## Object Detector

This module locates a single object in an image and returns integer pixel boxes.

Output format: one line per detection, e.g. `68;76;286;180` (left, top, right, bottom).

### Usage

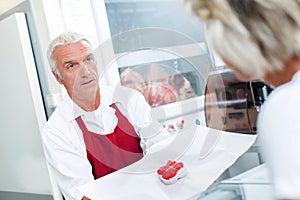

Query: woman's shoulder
260;80;300;119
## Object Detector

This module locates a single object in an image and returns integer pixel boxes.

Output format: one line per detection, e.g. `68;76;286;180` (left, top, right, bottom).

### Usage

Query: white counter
80;125;257;200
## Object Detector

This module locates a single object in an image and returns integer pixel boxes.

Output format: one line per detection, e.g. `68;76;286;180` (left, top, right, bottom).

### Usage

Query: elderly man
42;32;170;200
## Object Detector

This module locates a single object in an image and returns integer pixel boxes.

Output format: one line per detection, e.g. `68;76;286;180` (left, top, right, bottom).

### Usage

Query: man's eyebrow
85;53;94;59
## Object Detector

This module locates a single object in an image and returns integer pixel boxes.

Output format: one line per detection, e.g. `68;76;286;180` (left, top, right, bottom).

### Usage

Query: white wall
0;13;51;194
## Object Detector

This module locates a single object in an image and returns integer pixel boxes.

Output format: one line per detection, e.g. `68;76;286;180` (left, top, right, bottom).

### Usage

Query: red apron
75;103;143;179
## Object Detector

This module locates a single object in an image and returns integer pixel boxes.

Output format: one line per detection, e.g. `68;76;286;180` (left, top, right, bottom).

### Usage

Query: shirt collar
63;94;83;122
63;85;117;122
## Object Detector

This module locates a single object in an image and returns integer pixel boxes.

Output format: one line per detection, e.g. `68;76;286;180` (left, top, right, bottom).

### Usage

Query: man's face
52;40;99;101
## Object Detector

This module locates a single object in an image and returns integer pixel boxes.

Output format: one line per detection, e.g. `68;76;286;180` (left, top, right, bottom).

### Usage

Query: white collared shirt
42;85;170;200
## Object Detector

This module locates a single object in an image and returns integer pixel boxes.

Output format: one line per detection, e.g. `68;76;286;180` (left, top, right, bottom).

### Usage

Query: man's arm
42;123;94;200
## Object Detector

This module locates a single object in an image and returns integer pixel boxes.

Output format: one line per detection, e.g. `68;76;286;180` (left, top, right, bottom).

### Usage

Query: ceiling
0;0;25;15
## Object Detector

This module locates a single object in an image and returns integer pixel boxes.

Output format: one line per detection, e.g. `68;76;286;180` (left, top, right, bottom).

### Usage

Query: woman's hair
185;0;300;79
47;32;91;72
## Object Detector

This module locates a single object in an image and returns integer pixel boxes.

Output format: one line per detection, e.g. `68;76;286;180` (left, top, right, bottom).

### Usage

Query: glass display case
104;0;213;107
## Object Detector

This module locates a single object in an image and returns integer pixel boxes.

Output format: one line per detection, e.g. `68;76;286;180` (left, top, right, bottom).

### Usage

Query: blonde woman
185;0;300;199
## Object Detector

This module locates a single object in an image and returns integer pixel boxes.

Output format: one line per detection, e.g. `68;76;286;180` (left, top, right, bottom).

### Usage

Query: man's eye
66;63;75;69
85;55;95;63
67;64;74;69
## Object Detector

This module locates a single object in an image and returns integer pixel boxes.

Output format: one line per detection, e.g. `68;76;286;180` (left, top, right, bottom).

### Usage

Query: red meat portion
157;160;184;180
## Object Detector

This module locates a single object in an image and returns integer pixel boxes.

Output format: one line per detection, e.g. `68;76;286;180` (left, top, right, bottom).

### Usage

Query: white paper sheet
80;125;257;200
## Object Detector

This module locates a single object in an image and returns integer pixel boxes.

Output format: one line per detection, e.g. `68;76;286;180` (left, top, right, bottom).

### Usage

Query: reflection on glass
104;0;205;42
120;63;195;107
104;0;211;107
205;70;272;134
111;30;211;106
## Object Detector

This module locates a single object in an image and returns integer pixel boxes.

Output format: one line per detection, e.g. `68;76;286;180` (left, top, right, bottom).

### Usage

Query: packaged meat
157;160;187;185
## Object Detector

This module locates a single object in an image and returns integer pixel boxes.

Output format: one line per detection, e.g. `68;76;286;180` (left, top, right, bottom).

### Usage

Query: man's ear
52;70;63;84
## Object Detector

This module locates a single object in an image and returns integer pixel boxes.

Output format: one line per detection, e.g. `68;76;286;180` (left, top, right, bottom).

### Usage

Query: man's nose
79;62;90;76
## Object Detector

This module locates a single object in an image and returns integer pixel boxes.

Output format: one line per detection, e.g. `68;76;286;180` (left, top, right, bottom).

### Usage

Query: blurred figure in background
185;0;300;199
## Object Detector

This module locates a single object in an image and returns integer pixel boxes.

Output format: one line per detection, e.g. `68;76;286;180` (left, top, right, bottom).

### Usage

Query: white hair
46;32;91;72
186;0;300;79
